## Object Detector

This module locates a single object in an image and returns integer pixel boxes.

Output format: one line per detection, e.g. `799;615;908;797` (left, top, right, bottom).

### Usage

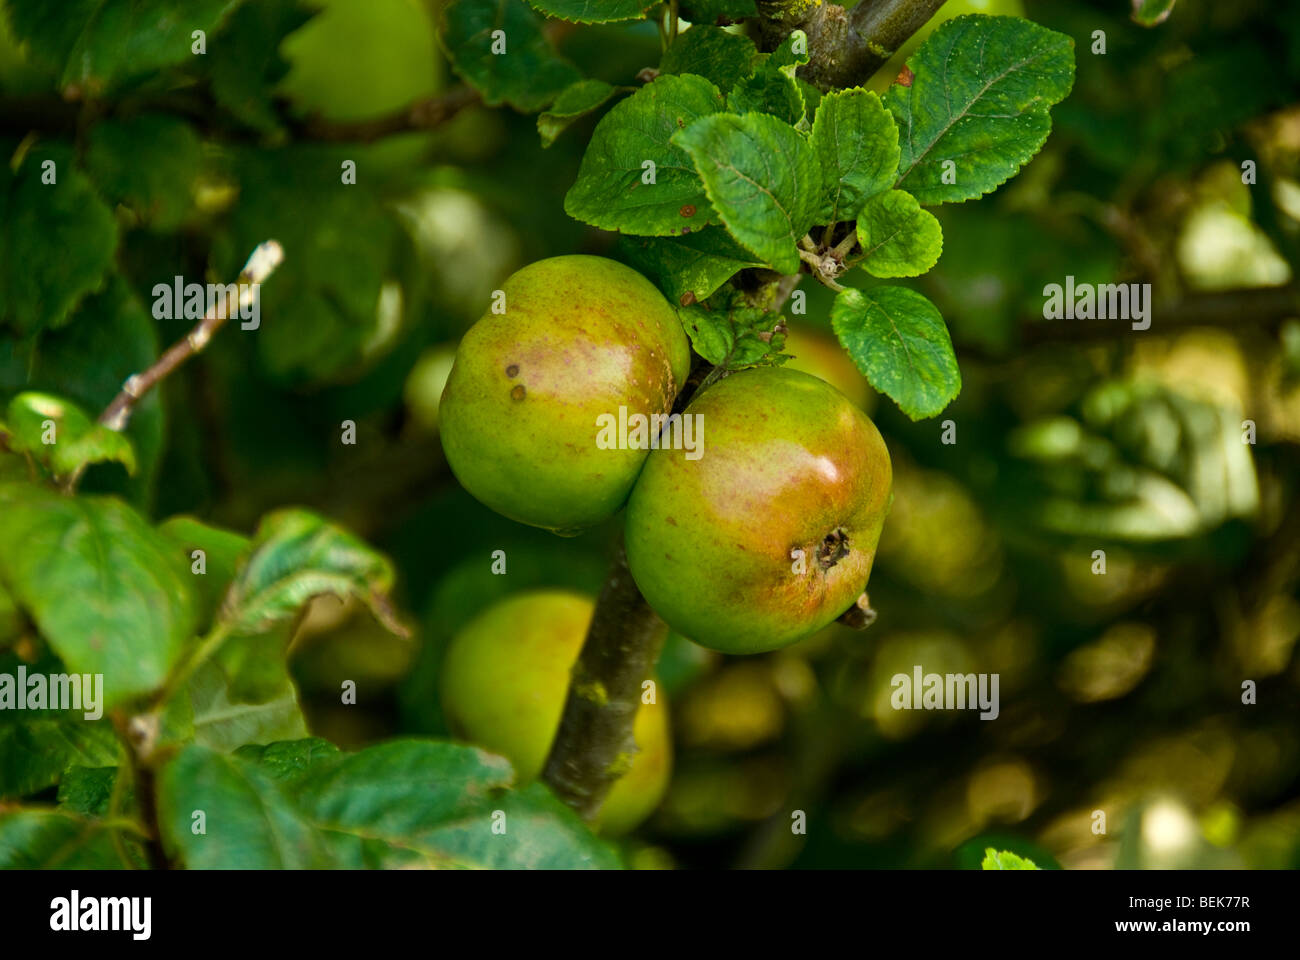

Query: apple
439;590;672;835
439;255;692;535
625;366;893;653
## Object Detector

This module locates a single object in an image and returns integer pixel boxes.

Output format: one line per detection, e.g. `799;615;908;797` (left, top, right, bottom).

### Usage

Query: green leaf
161;739;620;868
85;114;200;230
677;288;786;370
615;227;766;305
157;516;250;628
565;74;724;236
0;275;165;505
659;25;757;94
218;508;406;639
855;190;943;278
188;659;308;753
5;0;243;95
440;0;581;111
287;739;620;869
673;112;820;274
809;87;900;223
234;737;341;784
726;30;808;127
212;146;404;383
0;809;127;868
681;0;756;22
0;717;121;799
982;847;1040;869
0;143;117;336
207;0;317;133
885;15;1075;204
157;517;278;700
830;286;960;420
524;0;655;22
538;78;619;147
57;766;121;818
1132;0;1176;26
1;391;136;480
0;484;196;706
158;743;329;868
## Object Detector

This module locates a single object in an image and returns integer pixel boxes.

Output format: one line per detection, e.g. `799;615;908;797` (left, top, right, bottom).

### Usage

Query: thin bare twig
98;241;285;433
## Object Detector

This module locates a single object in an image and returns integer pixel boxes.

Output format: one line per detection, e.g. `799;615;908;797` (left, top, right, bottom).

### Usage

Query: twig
291;88;480;143
97;241;284;434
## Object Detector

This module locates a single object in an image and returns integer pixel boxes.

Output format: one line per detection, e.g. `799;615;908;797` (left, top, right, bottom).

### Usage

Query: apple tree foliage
0;0;1078;869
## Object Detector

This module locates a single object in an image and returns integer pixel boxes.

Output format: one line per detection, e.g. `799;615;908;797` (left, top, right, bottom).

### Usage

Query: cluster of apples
437;255;893;831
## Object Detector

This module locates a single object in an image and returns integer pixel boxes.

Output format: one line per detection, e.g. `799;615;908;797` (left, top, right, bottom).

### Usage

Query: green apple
439;590;672;835
782;325;875;413
278;0;442;121
625;366;893;654
439;256;692;535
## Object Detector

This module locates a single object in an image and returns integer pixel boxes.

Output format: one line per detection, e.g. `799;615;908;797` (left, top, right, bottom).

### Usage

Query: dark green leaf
855;189;943;278
0;275;164;505
441;0;581;111
524;0;655;22
5;0;243;95
288;739;620;869
677;288;786;370
615;227;766;305
158;743;329;868
0;718;121;799
659;25;757;94
57;765;121;818
208;0;316;133
85;114;200;230
234;737;341;784
0;143;117;335
726;30;807;126
680;0;756;22
673;112;820;273
831;286;960;420
565;74;724;236
809;87;899;223
538;78;619;147
0;809;127;868
2;391;136;480
886;15;1075;204
0;483;196;706
212;147;404;383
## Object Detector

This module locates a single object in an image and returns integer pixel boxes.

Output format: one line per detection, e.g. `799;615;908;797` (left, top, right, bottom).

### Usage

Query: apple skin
439;256;692;535
439;590;672;835
625;366;893;654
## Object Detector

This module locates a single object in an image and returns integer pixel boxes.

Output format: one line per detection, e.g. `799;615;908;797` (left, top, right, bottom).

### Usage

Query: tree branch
0;88;480;144
289;88;480;143
754;0;948;90
541;537;668;820
97;241;284;434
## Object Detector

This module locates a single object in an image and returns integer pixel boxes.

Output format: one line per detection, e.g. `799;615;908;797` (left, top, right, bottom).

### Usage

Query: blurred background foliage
1;0;1298;868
